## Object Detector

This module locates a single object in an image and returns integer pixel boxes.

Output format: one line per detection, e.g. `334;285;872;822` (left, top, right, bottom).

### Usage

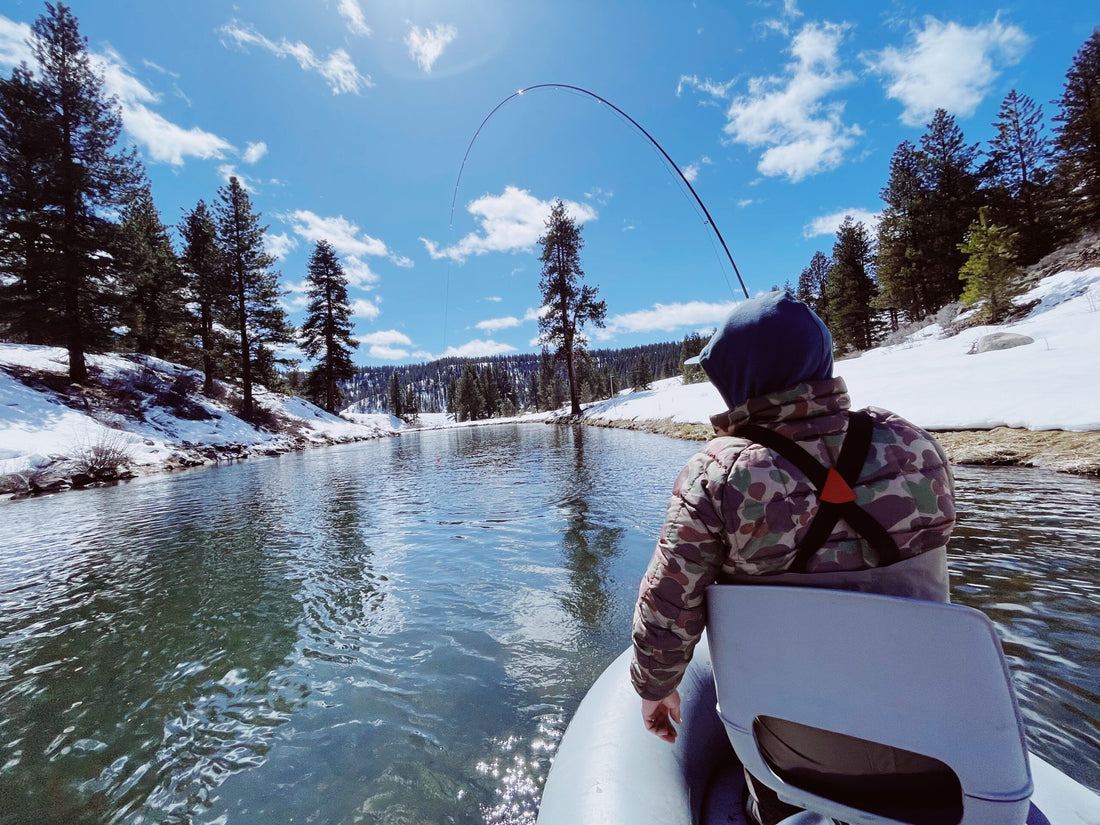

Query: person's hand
641;690;682;743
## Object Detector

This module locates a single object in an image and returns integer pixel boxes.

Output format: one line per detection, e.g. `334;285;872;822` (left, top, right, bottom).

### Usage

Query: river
0;424;1097;824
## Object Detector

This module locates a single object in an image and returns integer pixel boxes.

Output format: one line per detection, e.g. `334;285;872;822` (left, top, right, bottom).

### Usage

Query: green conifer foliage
215;176;294;419
300;240;358;413
958;207;1024;323
537;200;607;416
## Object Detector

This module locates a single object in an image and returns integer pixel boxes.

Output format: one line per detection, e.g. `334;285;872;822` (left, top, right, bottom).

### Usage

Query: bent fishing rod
451;83;750;301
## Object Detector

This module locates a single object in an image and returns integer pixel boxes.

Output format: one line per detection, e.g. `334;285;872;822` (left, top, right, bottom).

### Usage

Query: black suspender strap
736;411;900;572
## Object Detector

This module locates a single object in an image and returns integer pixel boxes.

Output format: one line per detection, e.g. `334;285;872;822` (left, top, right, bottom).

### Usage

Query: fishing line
450;83;750;300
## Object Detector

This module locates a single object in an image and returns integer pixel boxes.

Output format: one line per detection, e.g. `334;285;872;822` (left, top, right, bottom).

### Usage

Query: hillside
0;347;396;497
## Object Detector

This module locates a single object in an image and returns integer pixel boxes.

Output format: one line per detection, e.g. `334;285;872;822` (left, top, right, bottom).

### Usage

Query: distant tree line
0;4;358;418
343;340;692;419
797;28;1100;352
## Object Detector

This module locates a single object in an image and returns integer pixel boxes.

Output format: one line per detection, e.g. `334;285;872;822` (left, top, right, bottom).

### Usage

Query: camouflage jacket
630;377;956;701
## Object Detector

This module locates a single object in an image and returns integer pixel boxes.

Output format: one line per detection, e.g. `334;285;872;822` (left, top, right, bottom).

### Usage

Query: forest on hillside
792;30;1100;353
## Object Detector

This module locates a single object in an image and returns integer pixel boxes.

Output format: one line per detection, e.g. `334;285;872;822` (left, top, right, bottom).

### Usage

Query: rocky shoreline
583;418;1100;477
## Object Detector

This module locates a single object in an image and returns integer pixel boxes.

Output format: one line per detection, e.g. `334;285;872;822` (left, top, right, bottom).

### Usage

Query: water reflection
554;426;626;628
0;433;1097;824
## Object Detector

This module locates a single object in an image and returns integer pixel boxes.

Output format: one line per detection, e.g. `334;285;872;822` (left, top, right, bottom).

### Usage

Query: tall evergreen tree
0;64;56;344
825;218;877;353
917;109;982;312
116;183;188;360
180;199;228;395
24;3;139;381
215;176;294;419
876;141;930;322
796;250;833;325
387;371;404;418
479;363;500;417
300;239;358;413
983;89;1057;264
456;362;483;421
537;200;607;416
1053;28;1100;233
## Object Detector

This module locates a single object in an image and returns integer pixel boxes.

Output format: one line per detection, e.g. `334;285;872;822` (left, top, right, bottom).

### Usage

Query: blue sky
0;1;1094;366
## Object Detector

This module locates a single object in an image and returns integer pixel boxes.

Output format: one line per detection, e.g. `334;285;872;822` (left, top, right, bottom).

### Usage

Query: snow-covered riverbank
0;347;397;497
3;264;1099;498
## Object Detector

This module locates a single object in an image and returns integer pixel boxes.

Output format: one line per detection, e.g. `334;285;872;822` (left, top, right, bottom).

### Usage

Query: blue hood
698;291;833;411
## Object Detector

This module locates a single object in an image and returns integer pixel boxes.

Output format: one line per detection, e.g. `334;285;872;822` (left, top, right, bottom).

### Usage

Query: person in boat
630;290;957;825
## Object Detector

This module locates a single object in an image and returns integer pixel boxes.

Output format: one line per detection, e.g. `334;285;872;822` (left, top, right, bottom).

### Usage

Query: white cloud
356;330;413;361
283;210;404;268
351;298;381;320
803;208;881;238
243;141;268;164
0;17;33;68
485;296;503;303
220;20;372;95
265;232;299;259
683;164;700;183
476;316;521;333
441;339;517;359
719;21;861;182
343;256;380;288
336;0;372;36
677;74;736;100
405;24;458;73
421;186;598;263
90;47;235;167
594;301;740;341
866;16;1030;127
359;330;412;347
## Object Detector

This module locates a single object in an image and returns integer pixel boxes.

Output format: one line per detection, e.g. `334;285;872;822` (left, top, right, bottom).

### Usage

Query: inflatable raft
537;587;1100;825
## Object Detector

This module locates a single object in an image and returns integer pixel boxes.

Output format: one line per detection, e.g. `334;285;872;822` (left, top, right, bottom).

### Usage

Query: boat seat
705;585;1033;825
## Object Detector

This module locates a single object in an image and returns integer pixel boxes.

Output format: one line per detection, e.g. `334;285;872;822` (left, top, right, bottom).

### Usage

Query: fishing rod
450;83;750;300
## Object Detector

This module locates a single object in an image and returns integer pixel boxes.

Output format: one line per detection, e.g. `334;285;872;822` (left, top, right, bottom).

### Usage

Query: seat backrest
705;584;1033;825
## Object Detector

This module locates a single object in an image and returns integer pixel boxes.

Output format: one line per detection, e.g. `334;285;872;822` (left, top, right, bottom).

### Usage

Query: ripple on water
1;436;1098;822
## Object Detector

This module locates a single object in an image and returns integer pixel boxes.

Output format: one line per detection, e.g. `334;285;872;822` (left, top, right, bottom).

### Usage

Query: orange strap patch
819;467;856;504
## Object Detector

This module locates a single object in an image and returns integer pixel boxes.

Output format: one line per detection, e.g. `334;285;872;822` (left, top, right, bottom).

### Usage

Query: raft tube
536;636;1100;825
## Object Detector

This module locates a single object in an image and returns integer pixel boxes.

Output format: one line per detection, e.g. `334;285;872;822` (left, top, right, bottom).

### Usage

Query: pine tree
825;218;877;354
24;3;140;381
300;240;358;413
387;370;404;418
918;109;982;312
983;89;1057;264
116;183;189;360
876;141;929;322
679;332;707;384
1053;28;1100;233
479;364;500;418
796;250;833;325
0;65;56;344
630;355;652;391
180;200;229;395
958;207;1024;323
456;363;482;421
537;200;607;416
402;385;419;423
215;176;294;419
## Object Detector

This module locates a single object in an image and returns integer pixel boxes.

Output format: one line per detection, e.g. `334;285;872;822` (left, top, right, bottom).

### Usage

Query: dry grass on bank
584;418;1100;477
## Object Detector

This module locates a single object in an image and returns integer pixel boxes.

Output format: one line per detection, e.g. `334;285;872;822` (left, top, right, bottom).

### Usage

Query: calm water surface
0;425;1097;824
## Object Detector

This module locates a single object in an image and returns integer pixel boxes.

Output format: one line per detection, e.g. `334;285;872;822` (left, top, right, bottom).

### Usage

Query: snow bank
0;347;398;492
578;266;1100;433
